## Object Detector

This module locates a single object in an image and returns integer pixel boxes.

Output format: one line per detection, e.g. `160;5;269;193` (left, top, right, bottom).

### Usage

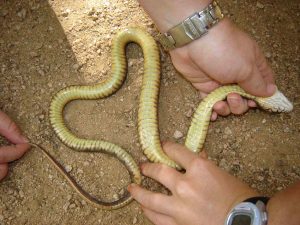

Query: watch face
231;215;252;225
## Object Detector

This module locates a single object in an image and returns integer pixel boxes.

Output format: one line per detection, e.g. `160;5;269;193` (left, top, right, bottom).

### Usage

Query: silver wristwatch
158;0;224;50
225;197;269;225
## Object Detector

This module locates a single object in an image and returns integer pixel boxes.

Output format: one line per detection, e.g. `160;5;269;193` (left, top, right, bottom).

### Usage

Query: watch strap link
158;1;224;50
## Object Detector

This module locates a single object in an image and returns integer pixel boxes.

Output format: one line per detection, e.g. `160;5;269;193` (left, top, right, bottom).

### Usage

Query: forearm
137;0;212;32
267;181;300;225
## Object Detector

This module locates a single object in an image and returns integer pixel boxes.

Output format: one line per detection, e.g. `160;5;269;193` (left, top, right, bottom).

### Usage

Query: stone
256;2;264;9
173;130;183;139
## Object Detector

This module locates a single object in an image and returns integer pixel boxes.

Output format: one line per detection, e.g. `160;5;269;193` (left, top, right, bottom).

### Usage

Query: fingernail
267;84;276;95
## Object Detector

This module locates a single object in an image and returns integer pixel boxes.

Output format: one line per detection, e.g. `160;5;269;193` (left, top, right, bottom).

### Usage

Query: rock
63;202;70;211
113;193;119;200
173;130;183;139
72;63;81;71
224;127;232;135
61;9;71;17
265;52;272;58
17;8;27;20
257;176;264;181
184;108;193;118
65;165;73;173
19;190;24;198
256;2;264;9
132;217;138;224
29;51;39;58
88;7;96;16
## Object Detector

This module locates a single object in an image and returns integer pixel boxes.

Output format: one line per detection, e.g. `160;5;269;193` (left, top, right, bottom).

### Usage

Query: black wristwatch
225;197;269;225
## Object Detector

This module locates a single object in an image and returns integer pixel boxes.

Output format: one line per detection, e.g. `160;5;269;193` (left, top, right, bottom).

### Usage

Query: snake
30;27;293;210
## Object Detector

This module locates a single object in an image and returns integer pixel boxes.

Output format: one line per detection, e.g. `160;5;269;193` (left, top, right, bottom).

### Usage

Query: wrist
225;194;269;225
138;0;212;32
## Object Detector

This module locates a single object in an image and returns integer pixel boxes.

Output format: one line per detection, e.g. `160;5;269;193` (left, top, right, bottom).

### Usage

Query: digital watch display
225;197;269;225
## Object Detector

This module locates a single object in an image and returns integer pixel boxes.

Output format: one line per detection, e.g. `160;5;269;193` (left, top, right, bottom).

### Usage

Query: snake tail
185;85;293;153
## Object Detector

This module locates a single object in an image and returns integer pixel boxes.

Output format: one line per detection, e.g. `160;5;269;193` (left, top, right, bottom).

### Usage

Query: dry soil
0;0;299;225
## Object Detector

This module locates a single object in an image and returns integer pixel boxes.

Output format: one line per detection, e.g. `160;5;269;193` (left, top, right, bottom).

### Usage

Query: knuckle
242;66;255;79
174;179;191;197
154;164;168;177
149;193;162;206
190;157;206;170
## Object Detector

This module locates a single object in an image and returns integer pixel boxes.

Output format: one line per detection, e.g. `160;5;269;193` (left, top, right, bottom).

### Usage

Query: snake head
257;89;293;113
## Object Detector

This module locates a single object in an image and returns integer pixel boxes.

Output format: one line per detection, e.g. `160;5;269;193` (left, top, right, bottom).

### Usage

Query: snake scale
31;27;293;210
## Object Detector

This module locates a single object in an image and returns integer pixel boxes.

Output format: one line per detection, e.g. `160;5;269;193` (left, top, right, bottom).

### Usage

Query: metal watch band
158;0;224;50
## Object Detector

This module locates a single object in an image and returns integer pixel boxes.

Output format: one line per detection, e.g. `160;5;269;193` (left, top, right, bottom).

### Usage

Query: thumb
238;66;276;97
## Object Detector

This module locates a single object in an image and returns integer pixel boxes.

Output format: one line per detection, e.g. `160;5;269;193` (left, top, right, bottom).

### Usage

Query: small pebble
17;8;27;19
184;108;193;118
265;52;272;58
29;51;39;58
19;190;24;198
224;127;232;135
132;217;138;224
173;130;183;139
256;2;264;9
65;165;73;173
113;194;119;200
257;176;264;181
61;9;71;17
72;63;80;71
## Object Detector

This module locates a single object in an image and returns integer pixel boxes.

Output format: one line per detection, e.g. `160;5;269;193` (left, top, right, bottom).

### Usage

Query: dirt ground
0;0;299;224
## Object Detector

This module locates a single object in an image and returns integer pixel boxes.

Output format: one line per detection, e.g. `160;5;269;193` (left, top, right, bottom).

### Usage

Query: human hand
0;110;30;181
138;0;276;120
128;142;258;225
169;18;276;120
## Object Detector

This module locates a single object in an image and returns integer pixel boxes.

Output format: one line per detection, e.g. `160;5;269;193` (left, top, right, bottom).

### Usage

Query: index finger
162;142;198;169
0;111;28;144
0;143;30;163
128;184;174;215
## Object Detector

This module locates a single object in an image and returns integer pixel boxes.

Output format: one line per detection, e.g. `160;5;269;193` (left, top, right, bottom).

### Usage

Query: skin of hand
0;110;30;181
169;18;276;120
138;0;276;120
128;142;258;225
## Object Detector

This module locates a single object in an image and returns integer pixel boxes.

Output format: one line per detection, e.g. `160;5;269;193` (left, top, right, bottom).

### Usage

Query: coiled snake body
32;27;293;210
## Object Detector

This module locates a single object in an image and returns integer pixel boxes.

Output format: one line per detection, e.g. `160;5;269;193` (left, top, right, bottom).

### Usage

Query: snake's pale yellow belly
32;27;293;210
